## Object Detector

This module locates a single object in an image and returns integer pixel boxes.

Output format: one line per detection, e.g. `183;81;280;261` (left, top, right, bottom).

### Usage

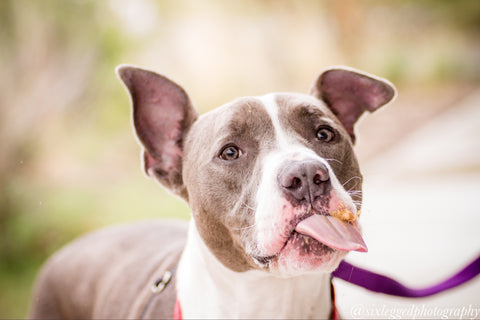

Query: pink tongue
295;215;368;252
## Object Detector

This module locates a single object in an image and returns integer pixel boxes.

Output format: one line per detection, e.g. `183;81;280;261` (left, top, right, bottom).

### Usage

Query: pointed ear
309;67;396;143
116;65;198;200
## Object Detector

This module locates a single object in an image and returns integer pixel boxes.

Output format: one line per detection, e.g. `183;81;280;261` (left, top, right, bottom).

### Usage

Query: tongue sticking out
295;214;368;252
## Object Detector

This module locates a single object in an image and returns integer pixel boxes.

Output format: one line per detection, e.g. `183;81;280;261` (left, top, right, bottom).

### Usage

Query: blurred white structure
336;90;480;319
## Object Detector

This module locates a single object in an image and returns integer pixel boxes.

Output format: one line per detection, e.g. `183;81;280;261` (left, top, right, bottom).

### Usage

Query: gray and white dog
29;66;395;319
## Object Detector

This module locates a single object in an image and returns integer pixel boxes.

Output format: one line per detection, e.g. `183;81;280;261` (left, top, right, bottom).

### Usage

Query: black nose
277;160;330;203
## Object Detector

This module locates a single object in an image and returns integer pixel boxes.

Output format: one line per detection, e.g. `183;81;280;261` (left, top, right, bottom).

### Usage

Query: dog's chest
176;221;333;319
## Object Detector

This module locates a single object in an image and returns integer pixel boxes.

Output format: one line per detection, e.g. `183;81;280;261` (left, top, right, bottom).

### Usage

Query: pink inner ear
118;66;197;175
320;69;394;112
134;92;186;160
317;69;395;140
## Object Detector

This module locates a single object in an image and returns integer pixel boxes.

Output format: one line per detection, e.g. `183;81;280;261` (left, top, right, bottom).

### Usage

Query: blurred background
1;0;479;318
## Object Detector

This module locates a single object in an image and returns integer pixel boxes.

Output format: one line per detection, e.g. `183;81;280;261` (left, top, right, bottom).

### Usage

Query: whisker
325;158;343;165
348;189;363;205
231;223;257;231
231;200;257;231
342;176;362;188
348;187;362;195
348;190;363;196
240;200;256;212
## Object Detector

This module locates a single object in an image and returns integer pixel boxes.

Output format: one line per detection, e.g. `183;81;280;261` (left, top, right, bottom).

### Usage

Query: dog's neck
176;219;333;319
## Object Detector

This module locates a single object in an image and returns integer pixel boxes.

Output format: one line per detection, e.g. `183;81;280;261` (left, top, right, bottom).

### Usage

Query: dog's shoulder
30;219;188;319
44;219;188;275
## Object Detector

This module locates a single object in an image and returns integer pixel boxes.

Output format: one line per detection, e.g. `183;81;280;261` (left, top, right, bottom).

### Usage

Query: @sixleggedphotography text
350;303;480;319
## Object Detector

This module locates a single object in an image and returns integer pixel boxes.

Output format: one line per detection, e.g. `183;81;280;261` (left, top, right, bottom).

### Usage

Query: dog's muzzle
277;159;368;253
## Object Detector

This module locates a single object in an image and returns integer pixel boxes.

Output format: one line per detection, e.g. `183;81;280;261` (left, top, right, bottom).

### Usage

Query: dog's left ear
309;67;396;143
116;65;198;200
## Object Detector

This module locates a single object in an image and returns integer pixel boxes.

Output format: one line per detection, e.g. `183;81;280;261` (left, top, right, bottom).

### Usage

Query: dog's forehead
184;92;346;167
213;96;273;135
194;93;332;137
188;97;274;149
273;92;330;113
269;92;338;126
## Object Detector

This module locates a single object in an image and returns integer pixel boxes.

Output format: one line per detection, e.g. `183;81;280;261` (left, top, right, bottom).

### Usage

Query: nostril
313;173;329;185
290;177;302;189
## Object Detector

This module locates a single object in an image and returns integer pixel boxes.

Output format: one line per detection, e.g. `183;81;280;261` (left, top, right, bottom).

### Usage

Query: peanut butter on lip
330;204;360;222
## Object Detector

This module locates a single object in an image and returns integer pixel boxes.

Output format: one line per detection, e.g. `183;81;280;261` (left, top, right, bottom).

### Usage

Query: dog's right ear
116;65;198;200
309;67;396;144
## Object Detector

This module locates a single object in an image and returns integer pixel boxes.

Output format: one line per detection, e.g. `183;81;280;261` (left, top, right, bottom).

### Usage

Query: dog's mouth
253;212;367;266
254;231;333;264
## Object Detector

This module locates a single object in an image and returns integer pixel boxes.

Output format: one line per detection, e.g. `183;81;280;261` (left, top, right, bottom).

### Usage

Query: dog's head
118;66;395;277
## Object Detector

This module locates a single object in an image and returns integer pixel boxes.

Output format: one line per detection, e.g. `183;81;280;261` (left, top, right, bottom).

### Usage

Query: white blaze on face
251;93;357;274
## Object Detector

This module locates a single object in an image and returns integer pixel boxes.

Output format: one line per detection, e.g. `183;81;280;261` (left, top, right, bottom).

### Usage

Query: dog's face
118;66;395;277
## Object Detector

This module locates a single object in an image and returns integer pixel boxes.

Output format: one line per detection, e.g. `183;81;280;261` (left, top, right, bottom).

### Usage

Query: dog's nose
278;160;330;203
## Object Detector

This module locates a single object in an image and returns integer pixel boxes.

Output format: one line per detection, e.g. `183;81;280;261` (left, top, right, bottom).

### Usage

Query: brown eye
316;127;335;142
219;145;241;160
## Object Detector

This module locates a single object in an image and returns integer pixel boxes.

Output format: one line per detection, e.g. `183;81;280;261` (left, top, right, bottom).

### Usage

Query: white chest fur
176;220;333;319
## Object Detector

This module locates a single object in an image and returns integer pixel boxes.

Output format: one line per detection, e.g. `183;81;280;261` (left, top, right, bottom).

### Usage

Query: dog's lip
253;229;334;266
252;213;324;265
253;253;277;265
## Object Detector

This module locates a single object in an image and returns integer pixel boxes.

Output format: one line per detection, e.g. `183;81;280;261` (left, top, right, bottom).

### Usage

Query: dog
29;65;395;319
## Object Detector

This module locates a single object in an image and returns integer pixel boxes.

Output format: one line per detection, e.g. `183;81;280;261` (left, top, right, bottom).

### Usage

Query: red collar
173;279;339;320
173;298;182;320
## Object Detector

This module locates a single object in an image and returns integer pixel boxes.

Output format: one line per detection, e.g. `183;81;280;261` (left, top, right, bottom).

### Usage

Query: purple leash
332;254;480;297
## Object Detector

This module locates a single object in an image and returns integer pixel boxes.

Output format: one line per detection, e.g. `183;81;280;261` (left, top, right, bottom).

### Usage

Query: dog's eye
219;145;241;160
316;126;335;142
